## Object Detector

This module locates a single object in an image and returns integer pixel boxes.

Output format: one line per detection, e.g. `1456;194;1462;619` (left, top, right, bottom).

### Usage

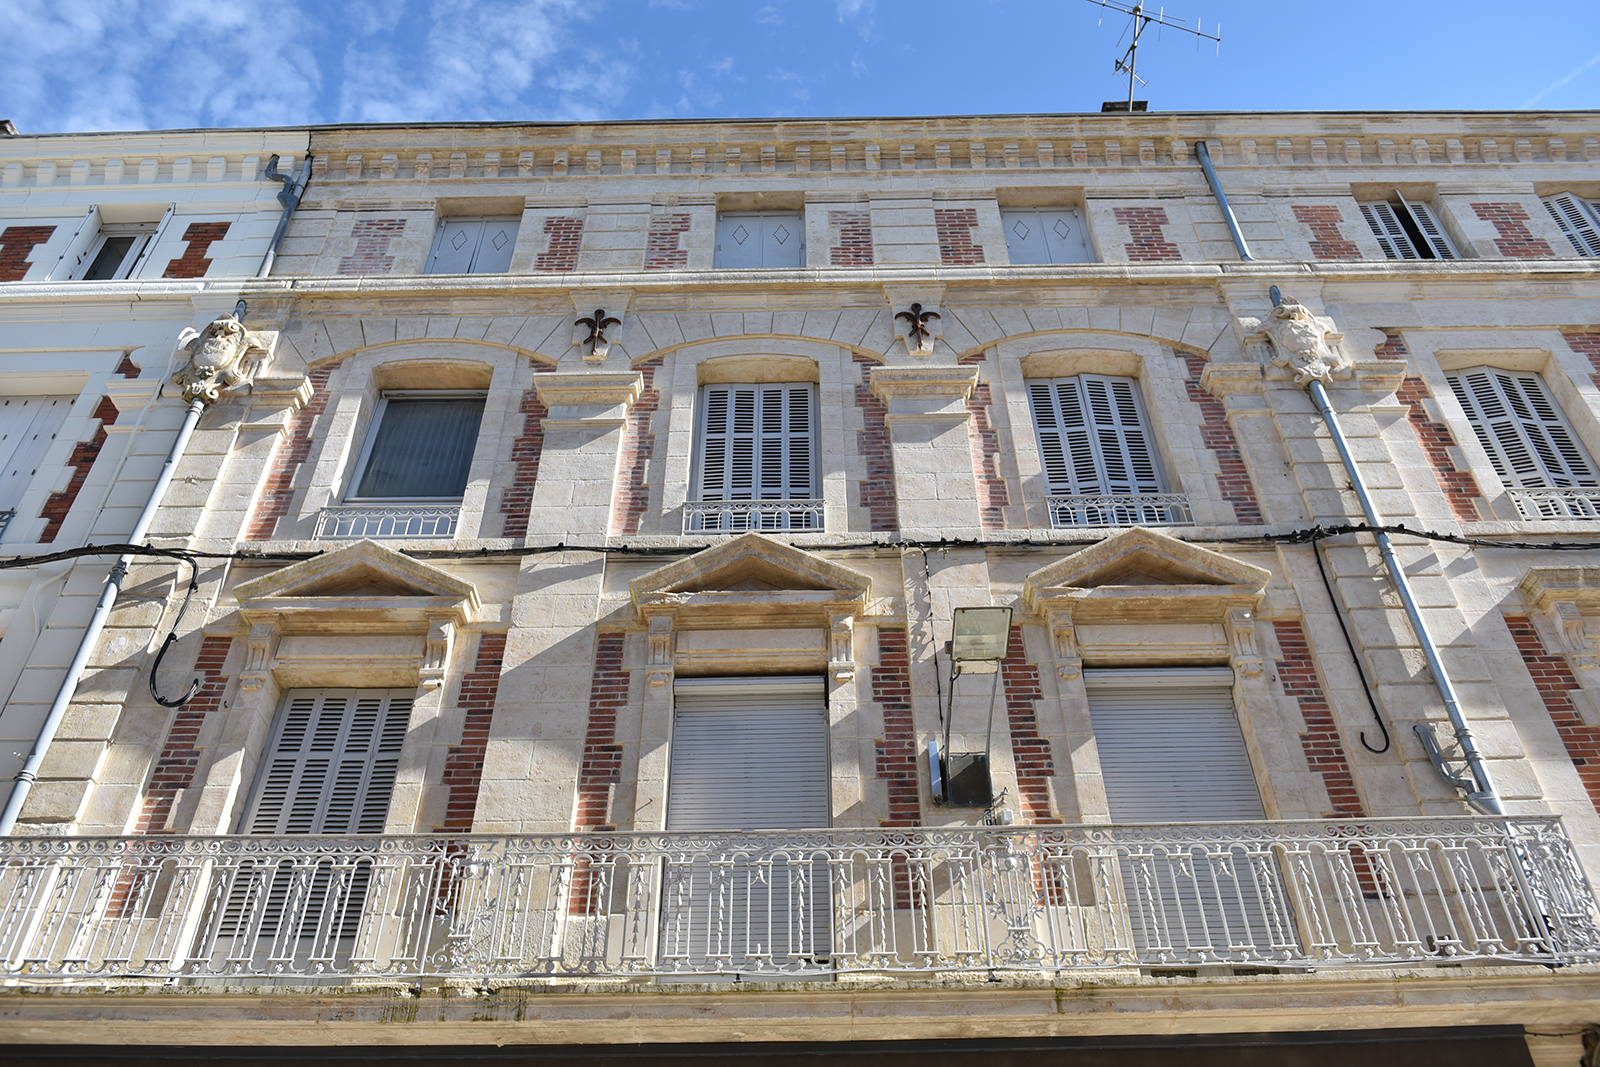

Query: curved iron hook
149;553;203;708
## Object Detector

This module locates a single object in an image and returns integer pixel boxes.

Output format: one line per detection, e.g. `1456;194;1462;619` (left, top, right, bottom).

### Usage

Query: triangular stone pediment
631;533;870;628
1022;527;1268;623
632;532;870;600
234;540;480;630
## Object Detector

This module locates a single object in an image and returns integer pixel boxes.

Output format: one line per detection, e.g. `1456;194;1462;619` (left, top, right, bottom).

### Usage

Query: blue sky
4;0;1598;134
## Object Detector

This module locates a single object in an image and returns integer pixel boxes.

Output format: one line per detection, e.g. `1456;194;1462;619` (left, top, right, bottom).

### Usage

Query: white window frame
689;381;820;532
714;210;805;269
424;215;521;275
1000;207;1094;264
1448;366;1600;520
1358;194;1456;260
73;222;160;280
1543;193;1600;257
1026;374;1189;527
346;390;487;503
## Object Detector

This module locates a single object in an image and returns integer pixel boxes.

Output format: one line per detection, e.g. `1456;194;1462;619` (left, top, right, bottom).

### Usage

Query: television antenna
1086;1;1221;112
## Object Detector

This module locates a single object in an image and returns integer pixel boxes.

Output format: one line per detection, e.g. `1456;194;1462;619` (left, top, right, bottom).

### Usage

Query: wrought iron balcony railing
315;503;460;539
1507;488;1600;520
1048;494;1193;529
684;499;824;533
2;818;1596;985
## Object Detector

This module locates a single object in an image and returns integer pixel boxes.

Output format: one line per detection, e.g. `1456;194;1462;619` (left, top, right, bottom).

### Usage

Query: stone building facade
3;112;1600;1064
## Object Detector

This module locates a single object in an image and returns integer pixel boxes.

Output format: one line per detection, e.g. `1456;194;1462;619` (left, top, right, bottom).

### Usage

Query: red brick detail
829;210;873;266
243;364;339;541
1114;206;1181;261
161;221;231;279
1471;202;1556;258
1177;351;1262;524
499;364;556;538
1396;376;1483;522
934;208;985;265
645;213;690;270
39;396;119;543
115;352;141;378
575;632;628;833
1292;205;1361;260
853;354;898;532
437;633;507;833
1563;332;1600;390
872;627;920;828
1275;620;1365;818
1001;627;1060;825
1374;330;1409;361
0;225;56;281
1506;616;1600;815
337;218;405;275
610;357;661;535
535;216;584;272
960;353;1008;530
133;636;234;834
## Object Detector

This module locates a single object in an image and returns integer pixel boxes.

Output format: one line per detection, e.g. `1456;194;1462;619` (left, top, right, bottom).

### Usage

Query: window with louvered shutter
425;216;520;274
0;396;73;516
349;393;485;500
1403;198;1457;259
1028;374;1164;496
242;689;413;835
1360;198;1455;260
1448;368;1600;497
1544;193;1600;257
693;382;817;530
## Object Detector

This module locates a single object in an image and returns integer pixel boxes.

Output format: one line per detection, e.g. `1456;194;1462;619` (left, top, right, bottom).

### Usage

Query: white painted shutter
1400;195;1457;259
426;219;484;274
0;396;73;513
1002;209;1050;264
1359;201;1417;260
243;689;413;835
1084;669;1283;960
1544;193;1600;257
1041;208;1093;263
1448;369;1599;490
470;216;519;273
662;677;831;972
49;206;101;280
352;395;485;499
125;204;175;279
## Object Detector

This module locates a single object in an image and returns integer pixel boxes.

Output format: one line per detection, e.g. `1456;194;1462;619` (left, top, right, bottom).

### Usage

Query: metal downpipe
1195;140;1254;262
256;154;311;279
0;395;208;834
1275;286;1503;815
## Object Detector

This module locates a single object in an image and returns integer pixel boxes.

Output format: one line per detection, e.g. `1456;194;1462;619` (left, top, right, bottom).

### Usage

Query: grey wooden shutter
427;219;484;274
1029;377;1100;495
353;395;485;499
1084;375;1163;496
715;214;763;269
244;689;413;835
1029;375;1162;498
1359;201;1417;260
696;383;817;525
759;213;804;268
1400;196;1457;259
661;677;831;972
0;396;73;514
716;213;803;269
1084;669;1283;960
1544;193;1600;257
1448;369;1599;490
1041;208;1092;263
469;217;519;273
1002;209;1050;264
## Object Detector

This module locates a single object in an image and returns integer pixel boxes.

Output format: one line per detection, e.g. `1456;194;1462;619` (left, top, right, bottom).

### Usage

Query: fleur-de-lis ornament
576;307;622;360
894;302;941;356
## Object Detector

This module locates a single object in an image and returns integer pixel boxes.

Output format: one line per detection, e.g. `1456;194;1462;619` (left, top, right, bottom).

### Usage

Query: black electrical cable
918;547;946;739
149;553;203;708
1310;529;1391;754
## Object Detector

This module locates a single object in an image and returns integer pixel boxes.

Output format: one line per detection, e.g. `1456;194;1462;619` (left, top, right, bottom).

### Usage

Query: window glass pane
354;397;484;498
82;235;137;280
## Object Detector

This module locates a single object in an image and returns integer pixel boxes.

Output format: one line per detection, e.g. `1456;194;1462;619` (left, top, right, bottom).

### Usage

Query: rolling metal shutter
662;677;830;973
1084;669;1284;962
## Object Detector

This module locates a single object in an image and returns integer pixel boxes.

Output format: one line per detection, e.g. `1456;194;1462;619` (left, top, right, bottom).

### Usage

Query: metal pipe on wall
1194;140;1254;262
0;394;208;834
257;155;311;279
